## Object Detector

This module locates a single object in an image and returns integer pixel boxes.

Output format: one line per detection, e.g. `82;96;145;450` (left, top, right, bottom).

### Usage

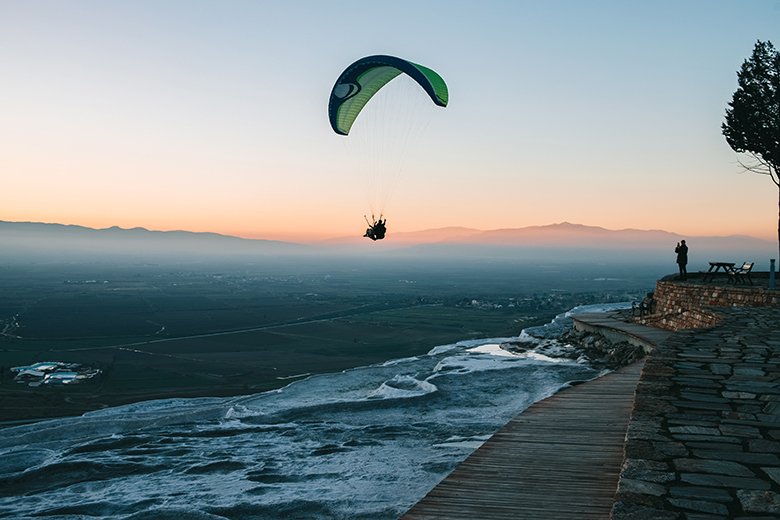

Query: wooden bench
632;292;654;317
728;261;754;285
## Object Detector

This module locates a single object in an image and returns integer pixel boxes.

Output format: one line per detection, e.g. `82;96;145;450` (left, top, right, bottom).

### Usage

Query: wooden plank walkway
401;360;645;520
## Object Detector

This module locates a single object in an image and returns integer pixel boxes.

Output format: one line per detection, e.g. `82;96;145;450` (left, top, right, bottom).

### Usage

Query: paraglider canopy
328;55;449;136
328;55;448;242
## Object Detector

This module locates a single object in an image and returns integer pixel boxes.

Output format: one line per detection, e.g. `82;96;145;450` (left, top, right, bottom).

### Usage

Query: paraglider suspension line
364;213;383;226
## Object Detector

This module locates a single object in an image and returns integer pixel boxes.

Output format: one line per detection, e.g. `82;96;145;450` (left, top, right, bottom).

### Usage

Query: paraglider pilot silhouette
363;215;387;241
327;55;448;242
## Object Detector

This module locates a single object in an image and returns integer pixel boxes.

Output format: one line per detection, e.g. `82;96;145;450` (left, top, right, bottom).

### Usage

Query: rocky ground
500;325;646;370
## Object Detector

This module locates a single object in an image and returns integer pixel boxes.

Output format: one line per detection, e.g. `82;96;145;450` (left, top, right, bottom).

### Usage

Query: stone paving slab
572;313;673;354
611;306;780;519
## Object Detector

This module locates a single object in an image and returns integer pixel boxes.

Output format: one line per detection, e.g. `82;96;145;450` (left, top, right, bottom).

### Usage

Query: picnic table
702;261;735;282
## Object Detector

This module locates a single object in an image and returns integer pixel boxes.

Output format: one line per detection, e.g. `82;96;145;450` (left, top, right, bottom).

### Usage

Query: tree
722;40;780;264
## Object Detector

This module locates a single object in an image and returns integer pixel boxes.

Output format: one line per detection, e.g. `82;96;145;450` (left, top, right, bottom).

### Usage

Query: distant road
40;301;425;353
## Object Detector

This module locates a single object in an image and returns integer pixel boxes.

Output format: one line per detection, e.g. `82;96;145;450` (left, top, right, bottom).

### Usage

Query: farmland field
0;257;662;423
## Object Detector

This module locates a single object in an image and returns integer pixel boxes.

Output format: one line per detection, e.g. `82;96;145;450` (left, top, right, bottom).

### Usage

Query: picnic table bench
632;292;654;317
728;261;754;285
702;261;754;285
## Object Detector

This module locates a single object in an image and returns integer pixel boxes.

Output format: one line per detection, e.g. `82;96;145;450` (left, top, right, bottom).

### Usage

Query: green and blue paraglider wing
328;55;448;136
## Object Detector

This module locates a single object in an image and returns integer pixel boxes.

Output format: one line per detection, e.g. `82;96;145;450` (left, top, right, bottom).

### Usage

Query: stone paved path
612;306;780;519
572;312;673;353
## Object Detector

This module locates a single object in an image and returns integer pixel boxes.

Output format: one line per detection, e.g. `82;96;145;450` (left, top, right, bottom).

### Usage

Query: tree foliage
722;40;780;263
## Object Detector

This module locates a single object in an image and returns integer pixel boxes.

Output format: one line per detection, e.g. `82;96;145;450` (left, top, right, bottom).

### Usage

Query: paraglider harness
363;215;387;241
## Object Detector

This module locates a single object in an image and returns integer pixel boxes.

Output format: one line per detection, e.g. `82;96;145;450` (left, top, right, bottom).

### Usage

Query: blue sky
1;1;778;240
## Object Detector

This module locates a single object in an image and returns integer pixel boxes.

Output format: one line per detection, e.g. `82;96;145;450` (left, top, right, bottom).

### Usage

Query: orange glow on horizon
2;209;775;245
2;2;778;249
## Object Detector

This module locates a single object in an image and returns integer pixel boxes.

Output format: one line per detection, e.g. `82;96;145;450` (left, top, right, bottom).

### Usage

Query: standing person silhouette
675;240;688;280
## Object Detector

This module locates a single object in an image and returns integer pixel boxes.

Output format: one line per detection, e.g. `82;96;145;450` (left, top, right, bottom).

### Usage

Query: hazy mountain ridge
0;220;307;261
1;221;286;243
390;222;775;264
0;220;774;264
323;221;769;246
443;222;767;248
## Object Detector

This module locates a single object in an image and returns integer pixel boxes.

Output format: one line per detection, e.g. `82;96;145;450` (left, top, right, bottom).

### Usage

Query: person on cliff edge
675;240;688;280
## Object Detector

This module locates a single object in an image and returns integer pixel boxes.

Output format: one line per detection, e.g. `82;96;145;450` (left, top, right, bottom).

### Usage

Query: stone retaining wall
636;280;780;331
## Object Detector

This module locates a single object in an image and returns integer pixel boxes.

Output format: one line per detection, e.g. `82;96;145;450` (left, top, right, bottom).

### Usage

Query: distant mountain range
0;221;307;261
0;220;775;264
324;221;773;254
434;222;767;249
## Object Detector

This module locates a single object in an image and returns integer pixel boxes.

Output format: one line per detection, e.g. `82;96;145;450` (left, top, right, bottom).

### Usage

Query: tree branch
736;154;780;186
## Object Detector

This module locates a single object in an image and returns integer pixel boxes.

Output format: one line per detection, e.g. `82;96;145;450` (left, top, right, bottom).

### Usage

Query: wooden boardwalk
401;360;645;520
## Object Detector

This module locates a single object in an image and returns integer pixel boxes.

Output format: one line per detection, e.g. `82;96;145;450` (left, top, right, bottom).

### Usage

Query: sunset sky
2;1;779;242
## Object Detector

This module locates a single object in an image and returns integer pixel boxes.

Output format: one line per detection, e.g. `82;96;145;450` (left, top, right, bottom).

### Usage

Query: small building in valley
10;361;101;387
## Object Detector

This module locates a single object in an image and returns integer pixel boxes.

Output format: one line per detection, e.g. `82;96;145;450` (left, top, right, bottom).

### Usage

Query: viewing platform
403;276;780;519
